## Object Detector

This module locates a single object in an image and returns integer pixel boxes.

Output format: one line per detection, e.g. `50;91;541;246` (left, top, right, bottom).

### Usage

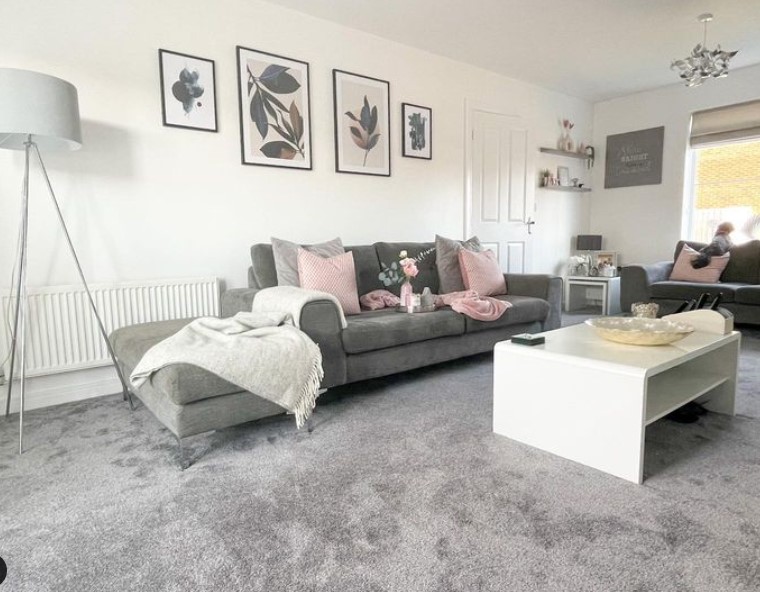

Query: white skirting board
3;366;121;414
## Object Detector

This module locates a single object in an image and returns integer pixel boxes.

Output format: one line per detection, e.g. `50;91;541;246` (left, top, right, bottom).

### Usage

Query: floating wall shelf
540;186;592;193
539;147;593;161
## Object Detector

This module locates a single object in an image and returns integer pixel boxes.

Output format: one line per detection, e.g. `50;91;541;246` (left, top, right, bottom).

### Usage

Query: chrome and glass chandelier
671;13;738;87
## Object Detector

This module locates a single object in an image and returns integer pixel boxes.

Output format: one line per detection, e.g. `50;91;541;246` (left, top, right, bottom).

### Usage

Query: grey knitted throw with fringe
130;312;323;428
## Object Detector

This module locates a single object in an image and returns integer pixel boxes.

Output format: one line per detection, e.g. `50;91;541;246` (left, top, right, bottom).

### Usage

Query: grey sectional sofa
620;239;760;324
111;241;562;451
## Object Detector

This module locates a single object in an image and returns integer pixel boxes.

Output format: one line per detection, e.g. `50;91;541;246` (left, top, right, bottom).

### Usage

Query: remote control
511;333;545;346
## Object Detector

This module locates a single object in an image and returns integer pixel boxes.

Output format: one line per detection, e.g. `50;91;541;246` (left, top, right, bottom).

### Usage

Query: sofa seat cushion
341;308;465;354
650;281;741;303
111;319;244;406
734;286;760;305
464;295;550;333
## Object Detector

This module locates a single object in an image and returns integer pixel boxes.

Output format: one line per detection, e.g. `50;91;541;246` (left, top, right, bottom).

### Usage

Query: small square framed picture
158;49;217;132
557;166;570;186
595;251;618;269
401;103;432;159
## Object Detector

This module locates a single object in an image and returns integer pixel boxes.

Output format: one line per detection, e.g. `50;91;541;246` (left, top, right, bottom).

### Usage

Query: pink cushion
297;249;361;315
458;249;507;296
670;245;730;283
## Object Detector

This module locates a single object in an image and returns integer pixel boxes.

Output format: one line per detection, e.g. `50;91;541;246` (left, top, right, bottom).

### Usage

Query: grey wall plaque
604;126;664;188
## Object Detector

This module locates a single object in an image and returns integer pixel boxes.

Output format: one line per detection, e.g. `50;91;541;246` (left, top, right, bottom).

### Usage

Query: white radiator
1;277;220;378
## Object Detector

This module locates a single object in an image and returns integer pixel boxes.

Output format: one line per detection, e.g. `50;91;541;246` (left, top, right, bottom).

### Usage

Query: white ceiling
264;0;760;101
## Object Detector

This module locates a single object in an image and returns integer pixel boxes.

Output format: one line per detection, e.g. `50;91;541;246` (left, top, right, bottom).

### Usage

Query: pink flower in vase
401;259;419;279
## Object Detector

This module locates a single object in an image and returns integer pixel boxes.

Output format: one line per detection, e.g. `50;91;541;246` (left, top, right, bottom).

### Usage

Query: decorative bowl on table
585;317;694;346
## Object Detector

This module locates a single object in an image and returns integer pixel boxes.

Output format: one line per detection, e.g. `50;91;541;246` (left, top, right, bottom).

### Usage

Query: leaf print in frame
237;46;312;169
333;69;390;176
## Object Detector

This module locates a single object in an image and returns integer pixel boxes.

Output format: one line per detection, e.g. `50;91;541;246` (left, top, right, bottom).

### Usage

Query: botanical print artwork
333;70;390;176
345;96;381;166
159;49;217;132
402;103;432;159
237;46;312;169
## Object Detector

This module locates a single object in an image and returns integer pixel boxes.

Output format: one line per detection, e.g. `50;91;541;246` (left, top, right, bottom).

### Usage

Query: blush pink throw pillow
297;249;361;315
670;245;730;283
458;249;507;296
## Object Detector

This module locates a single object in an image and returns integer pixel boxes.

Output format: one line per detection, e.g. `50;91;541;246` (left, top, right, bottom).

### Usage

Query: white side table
565;276;621;315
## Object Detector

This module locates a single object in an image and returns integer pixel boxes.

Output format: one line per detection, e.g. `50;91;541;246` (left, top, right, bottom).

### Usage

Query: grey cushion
341;308;464;354
723;240;760;284
271;236;344;286
650;281;740;303
347;245;383;296
111;319;243;405
734;286;760;305
463;295;550;333
374;242;439;296
250;244;278;289
435;234;482;293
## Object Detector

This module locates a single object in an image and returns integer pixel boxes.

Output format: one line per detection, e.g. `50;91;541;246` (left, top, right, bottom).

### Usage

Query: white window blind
690;100;760;147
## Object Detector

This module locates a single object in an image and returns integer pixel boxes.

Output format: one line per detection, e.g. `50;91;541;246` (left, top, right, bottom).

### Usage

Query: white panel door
467;109;534;273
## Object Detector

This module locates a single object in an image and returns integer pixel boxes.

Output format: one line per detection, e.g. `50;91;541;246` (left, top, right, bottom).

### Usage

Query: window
684;100;760;244
686;140;760;244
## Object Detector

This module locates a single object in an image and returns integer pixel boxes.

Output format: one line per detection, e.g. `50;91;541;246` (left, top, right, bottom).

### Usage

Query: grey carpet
2;328;760;591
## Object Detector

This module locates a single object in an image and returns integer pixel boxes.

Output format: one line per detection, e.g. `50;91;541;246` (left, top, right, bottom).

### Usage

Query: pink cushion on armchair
297;249;361;315
670;245;730;283
458;249;507;296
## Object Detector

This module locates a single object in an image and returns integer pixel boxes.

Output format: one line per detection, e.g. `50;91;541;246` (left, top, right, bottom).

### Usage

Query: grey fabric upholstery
464;295;549;333
250;244;278;289
111;319;243;405
435;234;482;293
650;281;740;303
374;242;439;296
271;236;344;286
346;245;383;296
621;240;760;325
299;300;347;388
505;274;563;330
220;288;259;317
735;286;760;305
341;309;465;354
346;321;541;383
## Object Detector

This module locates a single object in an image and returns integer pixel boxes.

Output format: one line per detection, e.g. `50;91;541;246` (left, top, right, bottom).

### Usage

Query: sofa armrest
620;261;673;312
220;288;260;318
505;274;563;331
221;288;347;387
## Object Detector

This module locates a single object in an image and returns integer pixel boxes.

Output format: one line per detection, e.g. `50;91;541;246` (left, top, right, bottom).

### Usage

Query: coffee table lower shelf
493;325;740;484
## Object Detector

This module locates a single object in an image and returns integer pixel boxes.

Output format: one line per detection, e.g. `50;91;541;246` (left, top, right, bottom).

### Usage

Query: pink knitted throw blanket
436;290;510;321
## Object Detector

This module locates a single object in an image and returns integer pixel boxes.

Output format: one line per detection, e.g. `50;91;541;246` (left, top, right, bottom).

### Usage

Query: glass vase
400;280;413;310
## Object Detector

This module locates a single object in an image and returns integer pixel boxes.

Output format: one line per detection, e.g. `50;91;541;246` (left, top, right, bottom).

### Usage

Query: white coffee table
493;323;740;483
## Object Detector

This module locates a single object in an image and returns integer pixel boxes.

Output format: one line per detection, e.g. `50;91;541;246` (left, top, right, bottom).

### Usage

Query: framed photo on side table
333;69;390;176
159;49;217;132
401;103;431;159
595;251;618;271
236;46;312;169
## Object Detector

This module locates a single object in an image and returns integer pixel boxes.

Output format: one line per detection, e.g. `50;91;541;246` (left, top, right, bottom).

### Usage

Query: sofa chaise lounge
111;241;562;454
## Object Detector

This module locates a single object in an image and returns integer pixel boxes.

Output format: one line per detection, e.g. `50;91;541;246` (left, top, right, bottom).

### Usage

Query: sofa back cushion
674;239;760;284
374;242;439;296
250;243;382;293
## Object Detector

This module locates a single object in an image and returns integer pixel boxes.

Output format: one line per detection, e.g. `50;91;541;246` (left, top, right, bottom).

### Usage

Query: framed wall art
333;69;390;176
159;49;217;132
604;126;664;188
236;46;312;169
401;103;431;159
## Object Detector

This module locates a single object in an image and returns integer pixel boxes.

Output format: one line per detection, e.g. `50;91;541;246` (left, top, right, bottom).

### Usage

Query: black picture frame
158;49;218;132
332;69;391;176
236;45;313;170
401;103;432;160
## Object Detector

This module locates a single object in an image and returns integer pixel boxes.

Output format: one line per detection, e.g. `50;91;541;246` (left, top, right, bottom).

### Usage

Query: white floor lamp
0;68;134;454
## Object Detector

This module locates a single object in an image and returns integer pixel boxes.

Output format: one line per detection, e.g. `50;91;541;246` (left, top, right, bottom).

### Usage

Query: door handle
525;217;536;235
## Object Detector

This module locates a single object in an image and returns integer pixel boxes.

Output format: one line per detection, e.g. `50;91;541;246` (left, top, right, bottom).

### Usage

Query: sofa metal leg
306;417;314;433
175;436;191;471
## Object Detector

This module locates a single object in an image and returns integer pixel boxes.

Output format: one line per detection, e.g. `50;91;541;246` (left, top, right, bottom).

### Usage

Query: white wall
591;64;760;265
0;0;592;409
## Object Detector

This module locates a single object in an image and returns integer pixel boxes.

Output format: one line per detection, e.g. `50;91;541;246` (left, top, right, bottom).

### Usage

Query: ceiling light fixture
671;13;738;87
